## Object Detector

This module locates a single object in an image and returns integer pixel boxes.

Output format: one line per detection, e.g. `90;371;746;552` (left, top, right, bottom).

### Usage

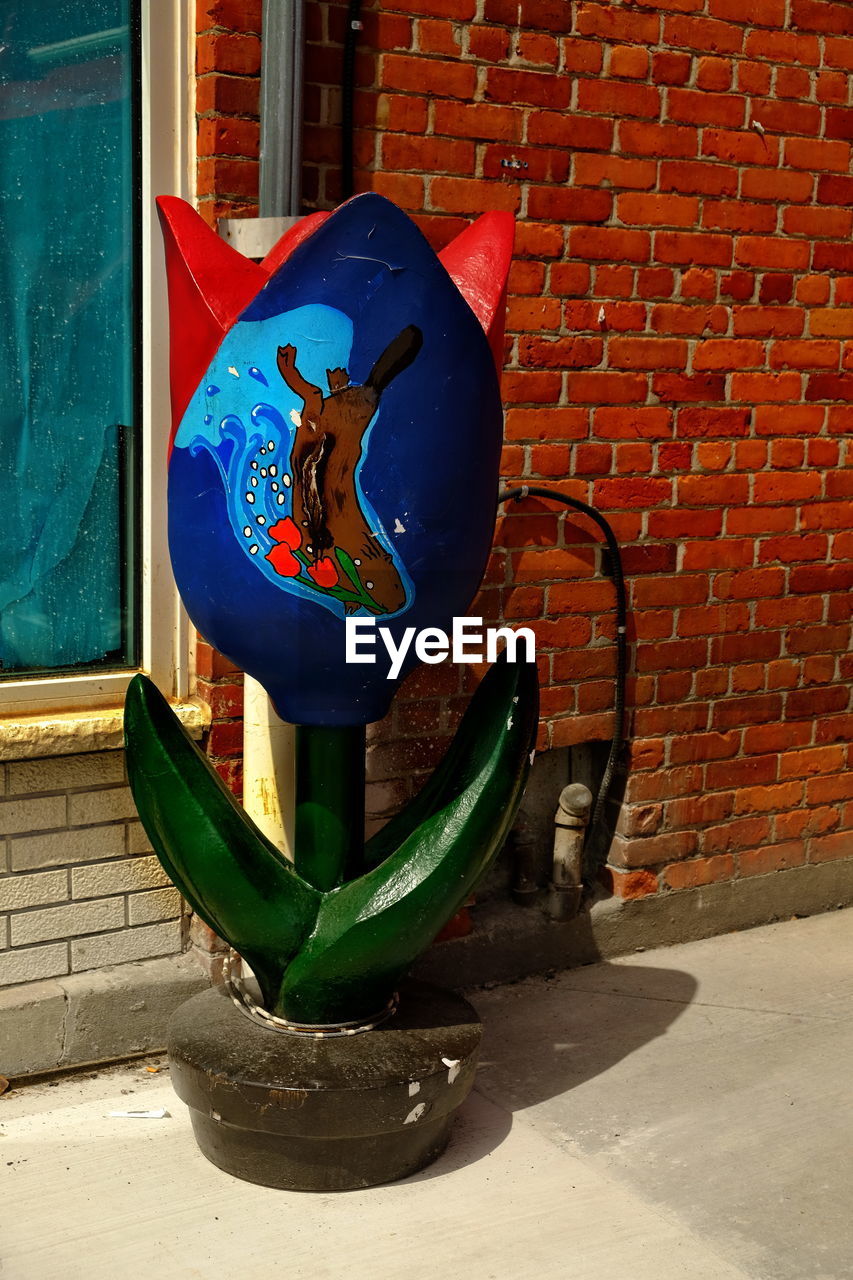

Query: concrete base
0;954;207;1079
168;982;482;1191
3;857;852;1079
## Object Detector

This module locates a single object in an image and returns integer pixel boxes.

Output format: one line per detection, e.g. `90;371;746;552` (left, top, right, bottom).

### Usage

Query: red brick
619;193;699;228
381;54;475;99
608;337;686;370
769;341;839;371
574;4;661;46
468;24;510;61
817;71;849;104
809;831;853;863
692;339;764;371
561;37;604;73
486;67;570;108
610;830;699;870
577;80;661;119
653;50;692;84
416;17;460;55
527;112;614;151
594;407;673;440
825;37;853;71
655;232;732;267
745;28;820;65
574;155;658;190
739;843;806;877
774;65;811;99
517;335;603;368
601;868;659;900
197;156;258;199
433;100;523;142
737;60;773;94
755;100;821;136
654;373;727;403
703;201;775;234
806;373;853;402
792;0;853;33
196;73;260;116
742;170;814;203
430;176;519;214
569;226;651;264
609;44;650;78
593;477;673;508
668;88;746;128
527;188;612;223
504;406;587;439
392;0;475;14
372;172;425;209
639;269;679;300
731;372;803;402
197;0;261;28
660;160;738;198
383;133;473;174
620;121;698;159
785;137;851;173
197;30;261;75
663;854;736;890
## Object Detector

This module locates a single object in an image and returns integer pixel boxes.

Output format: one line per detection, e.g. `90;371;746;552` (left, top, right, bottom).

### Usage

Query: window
0;0;191;716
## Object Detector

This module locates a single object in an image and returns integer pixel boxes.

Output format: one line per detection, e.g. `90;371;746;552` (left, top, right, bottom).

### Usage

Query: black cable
341;0;363;201
498;485;628;884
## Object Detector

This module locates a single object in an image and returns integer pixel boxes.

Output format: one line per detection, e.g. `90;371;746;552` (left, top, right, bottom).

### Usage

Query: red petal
439;211;515;374
307;556;339;589
268;517;302;550
265;543;302;577
156;197;267;458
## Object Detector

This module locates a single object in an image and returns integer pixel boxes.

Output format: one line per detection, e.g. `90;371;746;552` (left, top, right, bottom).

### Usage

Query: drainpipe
259;0;304;219
231;1;305;858
547;783;593;921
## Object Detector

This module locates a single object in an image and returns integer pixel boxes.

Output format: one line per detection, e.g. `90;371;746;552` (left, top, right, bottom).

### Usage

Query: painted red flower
307;556;338;589
269;517;302;549
266;543;301;578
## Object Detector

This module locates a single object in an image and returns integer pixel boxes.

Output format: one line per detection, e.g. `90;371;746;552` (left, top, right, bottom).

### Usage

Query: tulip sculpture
124;193;538;1187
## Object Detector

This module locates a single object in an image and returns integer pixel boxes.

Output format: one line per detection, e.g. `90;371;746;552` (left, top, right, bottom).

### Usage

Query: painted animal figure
276;324;422;614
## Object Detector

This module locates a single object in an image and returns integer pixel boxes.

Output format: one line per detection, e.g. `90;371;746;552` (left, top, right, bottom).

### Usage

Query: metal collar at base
223;950;399;1037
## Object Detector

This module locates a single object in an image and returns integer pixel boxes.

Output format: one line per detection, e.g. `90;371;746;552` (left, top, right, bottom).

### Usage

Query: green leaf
124;675;321;1007
276;655;538;1023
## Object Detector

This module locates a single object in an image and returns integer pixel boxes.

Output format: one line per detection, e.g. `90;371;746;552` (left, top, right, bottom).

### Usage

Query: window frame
0;0;194;717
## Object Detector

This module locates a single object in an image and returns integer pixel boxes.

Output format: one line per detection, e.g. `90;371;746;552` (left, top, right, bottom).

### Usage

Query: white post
242;675;295;861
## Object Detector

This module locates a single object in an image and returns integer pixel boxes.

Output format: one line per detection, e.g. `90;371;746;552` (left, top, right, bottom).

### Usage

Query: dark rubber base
167;980;482;1191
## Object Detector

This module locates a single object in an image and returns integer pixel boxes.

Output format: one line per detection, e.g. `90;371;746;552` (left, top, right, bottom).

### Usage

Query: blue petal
169;194;502;725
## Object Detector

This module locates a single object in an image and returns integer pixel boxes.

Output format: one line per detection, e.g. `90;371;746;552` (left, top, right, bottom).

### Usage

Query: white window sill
0;697;211;761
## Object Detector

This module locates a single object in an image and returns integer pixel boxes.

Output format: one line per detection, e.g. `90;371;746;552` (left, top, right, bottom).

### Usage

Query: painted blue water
175;303;412;618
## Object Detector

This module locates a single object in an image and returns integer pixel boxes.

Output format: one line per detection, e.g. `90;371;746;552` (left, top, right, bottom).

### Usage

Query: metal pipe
242;675;295;860
260;0;304;217
547;783;593;921
239;3;306;868
510;811;541;906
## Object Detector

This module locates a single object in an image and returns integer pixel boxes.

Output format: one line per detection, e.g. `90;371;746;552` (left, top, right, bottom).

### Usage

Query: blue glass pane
0;2;137;674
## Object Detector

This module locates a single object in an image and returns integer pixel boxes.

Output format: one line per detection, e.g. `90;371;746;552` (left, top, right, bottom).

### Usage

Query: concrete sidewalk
2;909;851;1279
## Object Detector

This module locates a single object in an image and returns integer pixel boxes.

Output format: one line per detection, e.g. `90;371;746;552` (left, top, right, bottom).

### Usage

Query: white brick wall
0;752;187;987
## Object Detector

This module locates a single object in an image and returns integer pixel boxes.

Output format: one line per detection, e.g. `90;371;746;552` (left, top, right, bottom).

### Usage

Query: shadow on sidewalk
407;963;697;1180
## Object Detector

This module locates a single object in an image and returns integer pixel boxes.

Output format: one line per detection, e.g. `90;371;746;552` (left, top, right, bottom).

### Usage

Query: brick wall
295;0;853;900
196;0;262;224
0;753;184;988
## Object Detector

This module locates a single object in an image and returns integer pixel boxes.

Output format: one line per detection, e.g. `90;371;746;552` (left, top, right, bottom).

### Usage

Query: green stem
294;725;366;892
